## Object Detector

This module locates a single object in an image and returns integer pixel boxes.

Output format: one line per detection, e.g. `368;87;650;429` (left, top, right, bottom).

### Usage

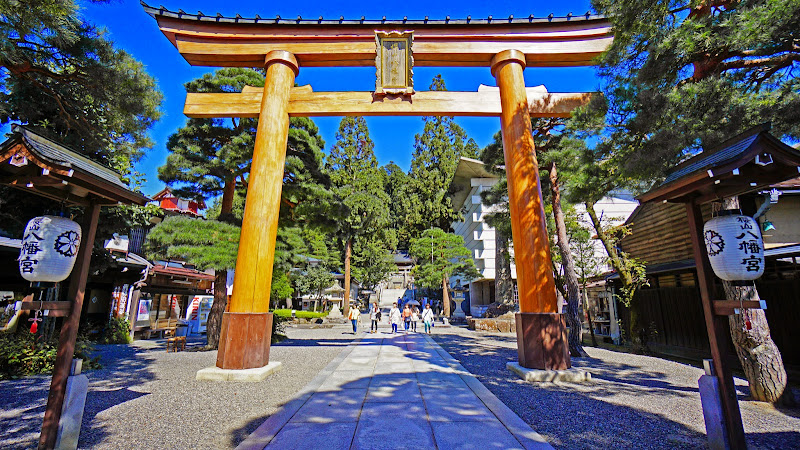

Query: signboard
136;299;151;322
186;295;213;334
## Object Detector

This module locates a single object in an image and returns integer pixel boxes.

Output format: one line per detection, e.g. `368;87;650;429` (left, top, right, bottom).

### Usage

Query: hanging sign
375;31;414;96
703;213;765;281
18;216;82;283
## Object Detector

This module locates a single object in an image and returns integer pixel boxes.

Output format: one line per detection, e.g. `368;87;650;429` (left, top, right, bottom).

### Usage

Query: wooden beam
713;300;766;316
0;176;68;186
185;87;592;118
153;15;613;68
20;301;72;311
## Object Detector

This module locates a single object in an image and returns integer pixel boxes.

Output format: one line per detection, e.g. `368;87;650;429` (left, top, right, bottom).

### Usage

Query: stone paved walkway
237;331;551;450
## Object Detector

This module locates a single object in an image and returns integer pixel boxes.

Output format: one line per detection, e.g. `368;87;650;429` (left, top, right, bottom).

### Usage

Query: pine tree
1;0;162;167
158;68;262;349
158;70;330;348
589;0;797;403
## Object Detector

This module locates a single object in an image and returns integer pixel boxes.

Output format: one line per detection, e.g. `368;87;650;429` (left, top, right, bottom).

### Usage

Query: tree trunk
343;238;352;317
442;274;451;317
585;201;646;352
206;270;229;349
495;232;514;304
720;197;794;405
583;288;598;347
207;177;236;349
550;163;586;357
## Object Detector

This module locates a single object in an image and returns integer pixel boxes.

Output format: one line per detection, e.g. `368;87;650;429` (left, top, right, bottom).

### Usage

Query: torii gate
143;3;613;374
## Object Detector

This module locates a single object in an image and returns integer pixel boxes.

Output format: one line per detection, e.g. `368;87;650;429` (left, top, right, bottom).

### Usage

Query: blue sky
78;0;600;197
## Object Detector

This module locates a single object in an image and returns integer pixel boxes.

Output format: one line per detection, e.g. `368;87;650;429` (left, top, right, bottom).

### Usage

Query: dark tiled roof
142;2;604;26
11;125;133;192
393;252;413;264
662;133;759;185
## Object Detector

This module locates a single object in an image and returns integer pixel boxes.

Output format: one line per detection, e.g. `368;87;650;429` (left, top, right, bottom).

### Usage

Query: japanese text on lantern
735;217;762;272
19;217;44;274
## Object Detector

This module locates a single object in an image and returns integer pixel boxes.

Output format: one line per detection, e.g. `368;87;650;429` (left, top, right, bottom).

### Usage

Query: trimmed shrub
100;317;133;344
0;330;100;379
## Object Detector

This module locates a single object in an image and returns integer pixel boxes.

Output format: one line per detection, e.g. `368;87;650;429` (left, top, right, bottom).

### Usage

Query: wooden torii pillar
144;4;613;372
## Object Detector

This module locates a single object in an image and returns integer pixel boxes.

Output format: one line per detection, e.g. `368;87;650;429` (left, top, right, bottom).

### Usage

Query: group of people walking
348;301;436;334
388;302;435;334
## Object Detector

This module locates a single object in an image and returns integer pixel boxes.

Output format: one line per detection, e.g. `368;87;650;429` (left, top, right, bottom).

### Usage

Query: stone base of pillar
216;312;273;370
515;313;570;370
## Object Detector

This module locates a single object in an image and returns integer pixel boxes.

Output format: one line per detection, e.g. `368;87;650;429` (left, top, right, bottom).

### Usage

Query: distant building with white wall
449;158;517;317
449;157;639;320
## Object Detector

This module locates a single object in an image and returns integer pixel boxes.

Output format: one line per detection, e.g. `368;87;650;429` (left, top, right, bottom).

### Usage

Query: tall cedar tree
409;228;480;317
406;75;480;237
326;117;391;317
590;0;798;403
383;162;415;248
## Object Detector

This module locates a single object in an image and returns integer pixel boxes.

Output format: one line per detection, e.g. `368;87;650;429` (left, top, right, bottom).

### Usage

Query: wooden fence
619;278;798;368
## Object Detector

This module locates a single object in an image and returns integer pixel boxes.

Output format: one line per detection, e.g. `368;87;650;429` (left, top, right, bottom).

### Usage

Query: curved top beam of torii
141;2;612;68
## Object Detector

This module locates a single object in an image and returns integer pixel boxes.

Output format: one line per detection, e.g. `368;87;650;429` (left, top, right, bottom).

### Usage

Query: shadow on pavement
433;330;800;449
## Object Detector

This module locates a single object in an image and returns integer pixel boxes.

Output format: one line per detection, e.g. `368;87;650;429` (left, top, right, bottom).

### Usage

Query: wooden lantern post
38;202;100;449
492;50;570;370
216;51;298;370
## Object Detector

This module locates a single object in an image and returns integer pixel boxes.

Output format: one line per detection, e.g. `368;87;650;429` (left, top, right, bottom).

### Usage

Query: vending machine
186;295;213;334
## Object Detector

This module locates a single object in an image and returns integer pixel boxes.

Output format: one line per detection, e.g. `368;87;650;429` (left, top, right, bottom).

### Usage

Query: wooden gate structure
143;4;612;373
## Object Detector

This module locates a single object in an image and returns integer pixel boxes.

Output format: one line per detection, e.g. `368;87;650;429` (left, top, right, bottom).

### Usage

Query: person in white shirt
389;302;401;334
422;304;435;334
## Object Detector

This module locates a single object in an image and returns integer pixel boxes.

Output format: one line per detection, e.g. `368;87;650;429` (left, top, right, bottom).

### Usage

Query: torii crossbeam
143;2;612;375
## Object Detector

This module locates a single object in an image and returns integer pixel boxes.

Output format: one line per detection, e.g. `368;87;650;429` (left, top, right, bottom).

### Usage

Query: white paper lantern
18;216;82;283
703;214;764;281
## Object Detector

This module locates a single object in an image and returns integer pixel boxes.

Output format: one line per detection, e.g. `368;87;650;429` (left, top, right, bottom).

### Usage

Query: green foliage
351;237;396;291
159;68;264;221
382;161;414;247
0;330;99;379
270;270;294;303
408;228;480;290
0;0;163;167
404;75;481;237
100;317;132;345
272;309;328;319
587;0;800;181
293;265;335;302
326;116;393;297
145;216;240;271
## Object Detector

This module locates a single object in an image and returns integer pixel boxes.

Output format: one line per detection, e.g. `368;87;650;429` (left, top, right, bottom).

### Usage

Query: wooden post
216;50;297;370
685;201;746;449
492;50;569;370
39;201;100;449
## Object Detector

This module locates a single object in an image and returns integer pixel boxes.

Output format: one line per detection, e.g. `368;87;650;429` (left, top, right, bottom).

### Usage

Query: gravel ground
432;326;800;449
0;324;355;450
